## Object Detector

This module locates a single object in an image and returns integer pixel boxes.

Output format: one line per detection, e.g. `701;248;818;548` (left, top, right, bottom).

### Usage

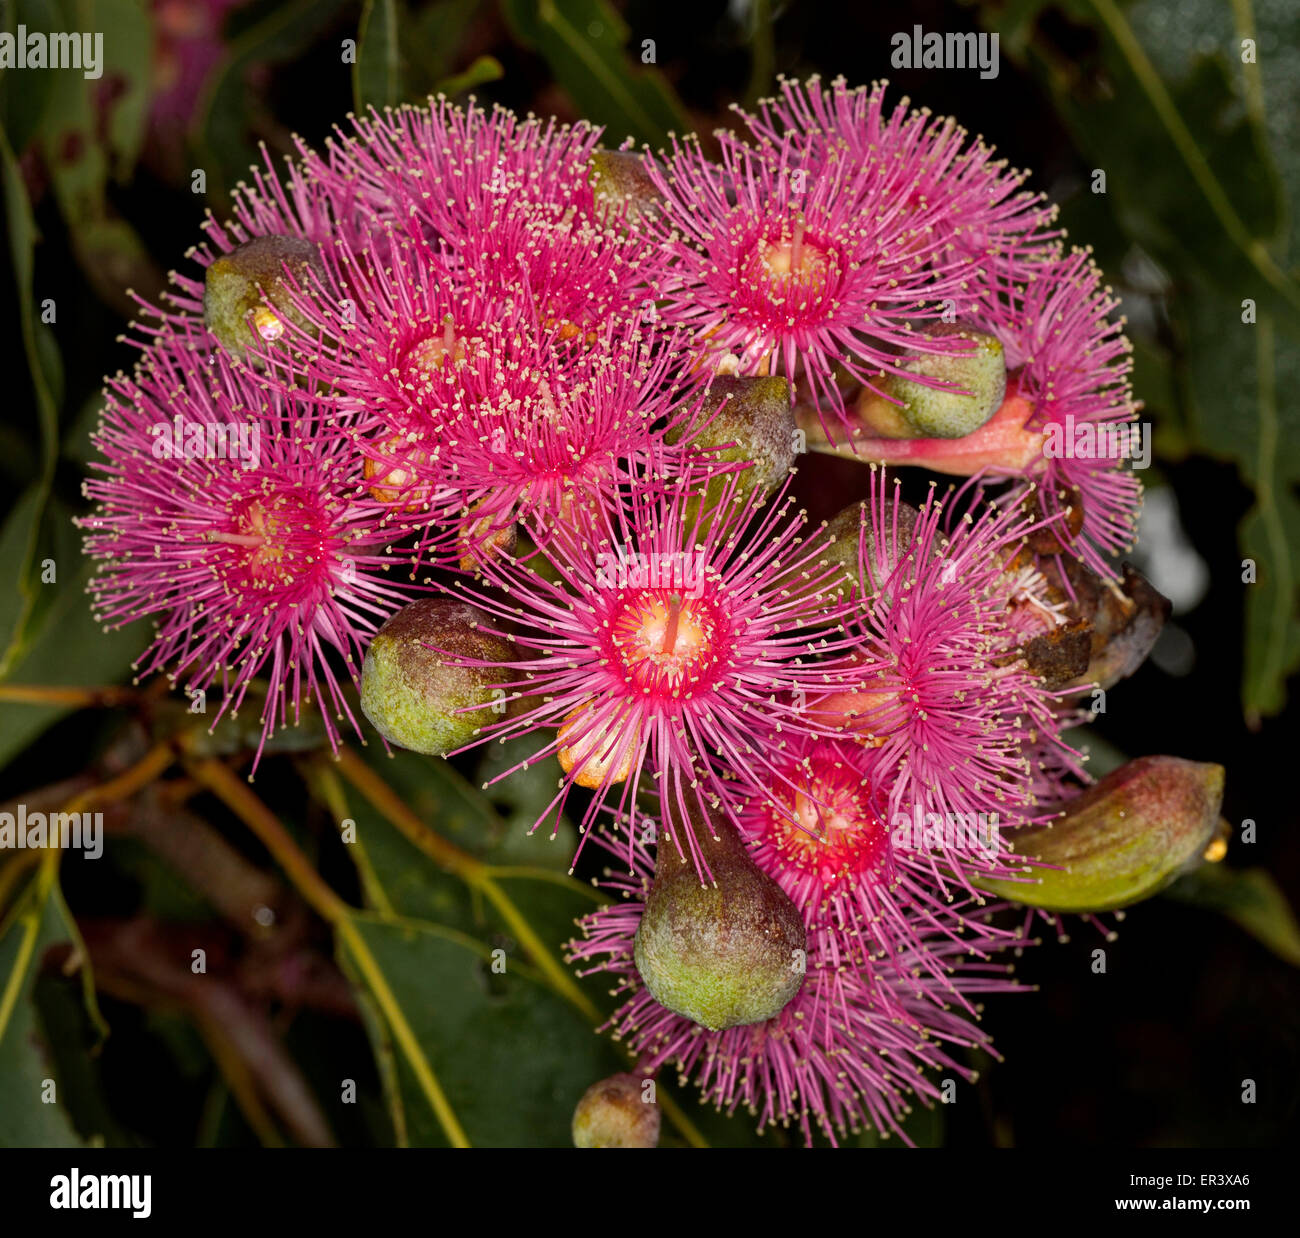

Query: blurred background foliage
0;0;1297;1148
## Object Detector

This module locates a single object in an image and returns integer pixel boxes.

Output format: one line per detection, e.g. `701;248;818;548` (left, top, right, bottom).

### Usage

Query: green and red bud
634;807;806;1031
980;756;1225;912
857;324;1007;440
801;378;1045;476
203;235;326;365
359;599;517;756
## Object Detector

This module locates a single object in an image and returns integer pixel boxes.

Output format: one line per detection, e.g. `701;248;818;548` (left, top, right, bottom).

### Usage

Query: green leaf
432;53;503;98
35;1;156;308
501;0;690;147
193;0;355;205
0;0;59;152
364;740;577;865
324;746;599;946
92;0;154;181
33;972;137;1146
0;505;146;767
353;0;496;105
341;914;620;1146
981;0;1300;717
0;118;62;669
1166;862;1300;968
0;488;51;672
411;0;483;84
0;862;105;1148
354;0;408;111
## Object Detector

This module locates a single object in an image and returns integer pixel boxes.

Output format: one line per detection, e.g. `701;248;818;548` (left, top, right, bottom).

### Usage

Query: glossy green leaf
341;914;619;1147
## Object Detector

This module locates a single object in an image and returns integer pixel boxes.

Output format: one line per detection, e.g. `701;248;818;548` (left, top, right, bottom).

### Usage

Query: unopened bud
360;599;516;755
981;756;1225;912
203;235;326;364
857;325;1006;440
802;378;1044;476
634;807;806;1031
672;375;797;499
779;497;924;609
588;150;663;228
572;1073;659;1148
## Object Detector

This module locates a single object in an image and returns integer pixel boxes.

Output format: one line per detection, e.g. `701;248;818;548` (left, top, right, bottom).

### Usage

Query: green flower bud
588;150;663;227
634;808;806;1031
981;756;1225;912
203;235;326;364
670;375;797;500
858;324;1007;440
359;599;516;756
572;1073;660;1148
778;495;924;608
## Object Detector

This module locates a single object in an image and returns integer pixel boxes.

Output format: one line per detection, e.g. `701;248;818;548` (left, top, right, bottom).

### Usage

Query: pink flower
438;474;868;877
809;472;1082;893
307;97;601;245
568;821;1028;1145
743;76;1058;296
980;247;1144;578
637;121;976;440
740;735;1027;1009
257;224;695;565
453;196;660;339
80;329;416;767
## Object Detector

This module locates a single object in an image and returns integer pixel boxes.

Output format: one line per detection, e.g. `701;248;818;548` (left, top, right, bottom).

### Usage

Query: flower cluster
82;79;1179;1145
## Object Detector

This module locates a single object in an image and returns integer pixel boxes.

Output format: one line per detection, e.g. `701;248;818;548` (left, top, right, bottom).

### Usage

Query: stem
333;748;477;879
188;755;471;1149
64;744;177;816
0;683;140;708
334;748;595;1017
